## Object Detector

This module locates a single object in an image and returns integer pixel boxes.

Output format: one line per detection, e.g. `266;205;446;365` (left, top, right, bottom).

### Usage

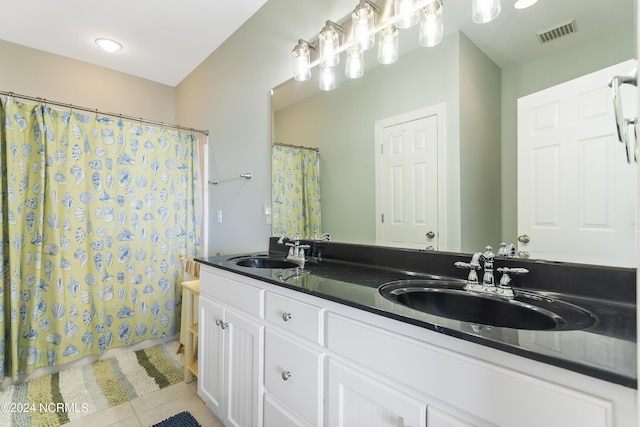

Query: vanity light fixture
346;45;365;78
95;38;122;53
292;39;316;82
394;0;420;29
513;0;538;9
291;0;505;90
472;0;501;23
419;0;444;47
378;25;399;64
352;0;377;51
319;21;343;67
319;62;336;90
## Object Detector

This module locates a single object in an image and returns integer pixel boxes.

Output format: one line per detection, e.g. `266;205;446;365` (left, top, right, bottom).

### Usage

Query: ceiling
0;0;634;87
0;0;269;87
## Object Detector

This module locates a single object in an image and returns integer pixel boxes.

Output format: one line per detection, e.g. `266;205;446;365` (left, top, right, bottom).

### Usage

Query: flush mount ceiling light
95;38;122;53
291;0;507;90
514;0;538;9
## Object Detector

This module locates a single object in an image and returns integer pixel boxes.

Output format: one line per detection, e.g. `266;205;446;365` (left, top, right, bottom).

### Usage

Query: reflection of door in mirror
518;59;637;267
375;106;444;250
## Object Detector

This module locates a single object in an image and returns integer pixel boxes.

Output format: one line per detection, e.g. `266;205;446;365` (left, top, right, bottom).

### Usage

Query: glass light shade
319;63;336;91
352;2;375;51
292;40;311;81
394;0;419;29
419;0;443;47
319;22;340;67
345;46;364;78
472;0;501;23
378;26;398;64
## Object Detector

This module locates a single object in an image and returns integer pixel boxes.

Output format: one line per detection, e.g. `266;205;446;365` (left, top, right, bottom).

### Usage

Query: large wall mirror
272;0;637;267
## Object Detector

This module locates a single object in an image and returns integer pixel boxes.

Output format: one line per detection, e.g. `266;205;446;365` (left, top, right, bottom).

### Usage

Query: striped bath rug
0;340;184;427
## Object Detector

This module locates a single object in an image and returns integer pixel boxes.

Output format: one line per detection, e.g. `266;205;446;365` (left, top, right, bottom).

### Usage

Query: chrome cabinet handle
282;312;292;322
281;371;292;381
517;234;530;244
215;318;229;329
215;318;222;326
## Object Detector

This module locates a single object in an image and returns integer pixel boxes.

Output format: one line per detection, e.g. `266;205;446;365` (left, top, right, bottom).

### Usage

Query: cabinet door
264;329;322;426
224;309;265;427
327;359;426;427
198;296;226;419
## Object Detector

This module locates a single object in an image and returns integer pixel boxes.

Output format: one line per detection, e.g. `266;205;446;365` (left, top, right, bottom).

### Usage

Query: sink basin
378;280;596;331
231;256;300;269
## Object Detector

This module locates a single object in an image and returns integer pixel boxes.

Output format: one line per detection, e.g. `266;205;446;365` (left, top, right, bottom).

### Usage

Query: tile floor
63;379;223;427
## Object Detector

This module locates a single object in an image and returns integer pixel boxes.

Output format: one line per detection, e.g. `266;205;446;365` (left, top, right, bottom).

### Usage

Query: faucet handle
496;267;529;296
455;261;481;286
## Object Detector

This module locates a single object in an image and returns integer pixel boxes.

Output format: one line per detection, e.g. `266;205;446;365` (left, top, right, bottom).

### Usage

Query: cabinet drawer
265;329;322;426
265;291;323;344
200;269;263;317
327;313;612;427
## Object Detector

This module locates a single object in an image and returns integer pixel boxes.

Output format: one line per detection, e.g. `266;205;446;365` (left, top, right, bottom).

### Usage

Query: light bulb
319;63;336;91
292;40;311;82
394;0;419;29
319;22;340;67
378;26;398;64
419;0;443;47
472;0;501;23
346;46;364;78
352;1;375;51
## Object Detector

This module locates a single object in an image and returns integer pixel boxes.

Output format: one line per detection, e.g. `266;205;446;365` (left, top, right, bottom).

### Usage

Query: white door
375;109;442;250
518;60;637;267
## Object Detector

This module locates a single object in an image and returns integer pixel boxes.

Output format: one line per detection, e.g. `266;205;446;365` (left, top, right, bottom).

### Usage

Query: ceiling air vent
536;19;577;43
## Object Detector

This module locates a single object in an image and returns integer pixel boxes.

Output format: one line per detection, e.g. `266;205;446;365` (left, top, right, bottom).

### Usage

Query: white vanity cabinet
198;265;637;427
263;291;325;426
198;269;265;427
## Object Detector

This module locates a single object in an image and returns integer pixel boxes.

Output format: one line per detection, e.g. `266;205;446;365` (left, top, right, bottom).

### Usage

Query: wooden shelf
189;323;199;336
181;279;200;383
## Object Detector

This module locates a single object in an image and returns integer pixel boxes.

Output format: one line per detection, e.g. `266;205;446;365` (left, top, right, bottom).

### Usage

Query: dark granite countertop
196;240;636;389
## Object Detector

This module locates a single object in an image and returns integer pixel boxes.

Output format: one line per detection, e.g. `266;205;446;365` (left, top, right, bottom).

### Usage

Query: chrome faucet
277;236;310;267
456;246;528;298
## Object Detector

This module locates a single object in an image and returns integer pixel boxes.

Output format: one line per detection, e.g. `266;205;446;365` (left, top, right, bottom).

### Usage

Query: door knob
517;251;530;258
517;234;530;243
426;231;435;239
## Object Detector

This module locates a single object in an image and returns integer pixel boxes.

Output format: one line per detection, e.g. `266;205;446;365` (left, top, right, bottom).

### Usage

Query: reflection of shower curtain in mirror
271;145;322;238
0;96;201;381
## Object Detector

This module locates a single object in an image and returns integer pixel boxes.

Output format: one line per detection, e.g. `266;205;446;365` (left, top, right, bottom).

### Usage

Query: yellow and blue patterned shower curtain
0;96;201;380
272;144;322;238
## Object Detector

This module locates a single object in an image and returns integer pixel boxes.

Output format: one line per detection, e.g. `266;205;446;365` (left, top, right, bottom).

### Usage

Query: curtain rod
0;90;209;137
273;142;319;152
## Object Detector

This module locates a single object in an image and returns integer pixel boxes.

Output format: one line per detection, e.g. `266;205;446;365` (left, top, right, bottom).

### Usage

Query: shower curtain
271;144;322;238
0;96;201;381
